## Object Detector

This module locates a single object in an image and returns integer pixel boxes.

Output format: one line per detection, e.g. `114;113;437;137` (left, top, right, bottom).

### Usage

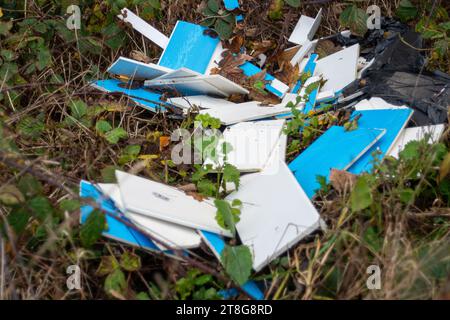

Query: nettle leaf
197;179;217;197
95;120;112;134
395;0;418;22
18;174;43;197
118;145;141;165
36;47;51;71
7;207;30;234
0;20;13;36
214;199;241;236
69;100;88;120
17;116;45;139
80;209;106;247
120;251;141;272
222;163;240;190
59;199;81;212
339;4;368;37
285;0;301;8
350;175;373;212
105;127;128;144
221;245;252;286
0;185;25;206
104;268;127;297
101;165;121;183
28;196;53;221
214;19;233;40
96;256;120;276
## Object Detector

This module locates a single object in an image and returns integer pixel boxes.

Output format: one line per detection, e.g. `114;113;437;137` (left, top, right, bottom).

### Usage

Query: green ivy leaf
104;268;127;297
80;209;106;247
339;4;368;37
221;245;253;286
350;175;373;212
105;127;127;144
120;251;141;272
395;0;418;22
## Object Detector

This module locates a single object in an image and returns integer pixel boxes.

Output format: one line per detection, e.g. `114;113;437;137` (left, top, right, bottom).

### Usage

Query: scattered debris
78;5;449;300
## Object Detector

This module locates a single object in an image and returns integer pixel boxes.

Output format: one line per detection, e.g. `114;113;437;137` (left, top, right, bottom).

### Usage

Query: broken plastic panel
115;171;232;237
203;120;285;172
97;184;202;250
313;44;359;94
79;180;164;253
118;8;169;49
107;57;172;80
388;124;445;159
288;9;322;45
227;160;320;272
348;108;414;174
289;126;386;198
91;79;167;112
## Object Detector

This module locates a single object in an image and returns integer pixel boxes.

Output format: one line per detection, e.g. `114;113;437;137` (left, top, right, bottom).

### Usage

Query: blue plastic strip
158;21;220;74
239;62;283;97
223;0;239;10
288;126;385;198
348;108;413;174
200;231;264;300
79;181;161;251
92;79;165;112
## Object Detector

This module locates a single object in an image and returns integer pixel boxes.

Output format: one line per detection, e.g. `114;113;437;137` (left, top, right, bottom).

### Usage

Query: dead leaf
329;169;357;194
130;50;151;63
316;40;342;59
249;40;276;56
224;35;245;54
159;136;170;151
185;191;206;202
177;183;197;192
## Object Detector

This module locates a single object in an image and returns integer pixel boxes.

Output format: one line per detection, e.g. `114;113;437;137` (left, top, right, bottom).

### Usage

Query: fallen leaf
130;50;151;63
159;136;170;151
185;191;206;202
330;169;357;194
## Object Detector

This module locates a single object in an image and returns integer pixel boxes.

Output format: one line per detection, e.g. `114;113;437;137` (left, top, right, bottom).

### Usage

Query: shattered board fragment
348;108;413;174
107;57;171;80
115;171;232;237
288;9;322;45
158;21;220;74
289;126;385;198
118;8;169;49
97;184;202;250
226;161;320;272
79;181;163;253
388;124;445;159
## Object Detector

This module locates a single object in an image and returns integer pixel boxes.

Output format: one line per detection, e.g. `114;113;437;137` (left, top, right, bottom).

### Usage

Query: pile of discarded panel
80;5;448;300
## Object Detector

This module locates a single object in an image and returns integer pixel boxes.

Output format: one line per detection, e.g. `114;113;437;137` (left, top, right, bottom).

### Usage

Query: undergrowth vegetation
0;0;449;300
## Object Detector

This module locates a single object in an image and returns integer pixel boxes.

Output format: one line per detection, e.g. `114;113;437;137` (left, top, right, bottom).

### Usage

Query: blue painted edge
92;79;166;112
239;62;283;97
200;231;265;300
79;180;162;252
